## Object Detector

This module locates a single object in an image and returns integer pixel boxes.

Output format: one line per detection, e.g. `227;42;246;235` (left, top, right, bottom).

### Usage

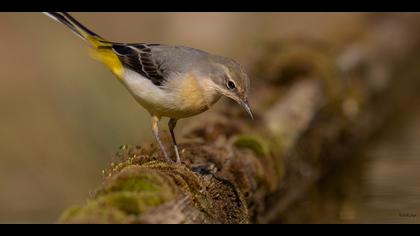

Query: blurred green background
0;13;371;223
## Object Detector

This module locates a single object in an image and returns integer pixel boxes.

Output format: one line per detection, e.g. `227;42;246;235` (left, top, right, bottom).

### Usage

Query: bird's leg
168;118;181;163
151;115;172;162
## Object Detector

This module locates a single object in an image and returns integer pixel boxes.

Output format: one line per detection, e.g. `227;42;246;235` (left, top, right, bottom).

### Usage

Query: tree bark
59;14;420;224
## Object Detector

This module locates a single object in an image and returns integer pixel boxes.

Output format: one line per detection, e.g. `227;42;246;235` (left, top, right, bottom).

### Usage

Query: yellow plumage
89;46;124;79
86;36;124;79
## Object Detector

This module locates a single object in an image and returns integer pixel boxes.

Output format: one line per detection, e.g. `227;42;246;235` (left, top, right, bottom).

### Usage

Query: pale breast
121;68;169;113
121;68;220;119
165;73;221;118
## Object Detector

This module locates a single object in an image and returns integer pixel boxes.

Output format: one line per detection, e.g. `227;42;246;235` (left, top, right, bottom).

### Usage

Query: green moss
99;192;141;215
59;162;181;223
59;205;82;222
140;161;203;196
106;174;161;193
118;178;158;192
60;144;252;223
96;191;167;215
60;189;172;223
59;200;130;224
232;134;271;156
100;166;173;196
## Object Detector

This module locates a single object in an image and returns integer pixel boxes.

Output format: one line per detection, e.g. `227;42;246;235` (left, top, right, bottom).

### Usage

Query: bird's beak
221;90;254;119
240;100;254;119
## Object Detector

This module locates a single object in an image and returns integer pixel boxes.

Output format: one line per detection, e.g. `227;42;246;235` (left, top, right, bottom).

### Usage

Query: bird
43;12;253;163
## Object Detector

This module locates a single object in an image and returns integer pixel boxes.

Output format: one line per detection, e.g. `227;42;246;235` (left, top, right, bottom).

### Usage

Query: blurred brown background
2;13;418;223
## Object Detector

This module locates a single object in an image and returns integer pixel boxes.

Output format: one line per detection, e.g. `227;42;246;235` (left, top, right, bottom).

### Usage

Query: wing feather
112;43;166;86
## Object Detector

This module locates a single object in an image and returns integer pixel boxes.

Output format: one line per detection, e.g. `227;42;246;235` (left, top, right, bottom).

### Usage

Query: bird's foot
174;145;181;164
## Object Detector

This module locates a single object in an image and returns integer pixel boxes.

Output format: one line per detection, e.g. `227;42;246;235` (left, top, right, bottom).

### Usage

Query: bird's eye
227;80;236;90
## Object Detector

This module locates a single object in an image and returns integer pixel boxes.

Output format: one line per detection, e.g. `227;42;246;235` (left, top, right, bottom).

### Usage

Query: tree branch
59;14;420;224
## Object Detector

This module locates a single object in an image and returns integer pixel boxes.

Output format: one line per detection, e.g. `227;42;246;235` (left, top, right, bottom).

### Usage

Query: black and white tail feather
44;12;166;85
43;12;104;43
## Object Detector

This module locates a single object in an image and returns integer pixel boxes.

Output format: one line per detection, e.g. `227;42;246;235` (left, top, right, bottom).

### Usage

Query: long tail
43;12;107;47
44;12;124;78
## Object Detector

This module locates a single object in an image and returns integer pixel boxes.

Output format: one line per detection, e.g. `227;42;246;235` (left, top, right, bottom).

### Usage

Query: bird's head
210;56;253;119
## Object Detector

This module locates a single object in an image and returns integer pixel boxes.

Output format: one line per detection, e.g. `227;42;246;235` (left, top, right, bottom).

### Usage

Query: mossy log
59;15;420;224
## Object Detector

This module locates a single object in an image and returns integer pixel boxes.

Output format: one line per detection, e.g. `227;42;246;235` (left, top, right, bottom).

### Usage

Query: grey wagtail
44;12;253;163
